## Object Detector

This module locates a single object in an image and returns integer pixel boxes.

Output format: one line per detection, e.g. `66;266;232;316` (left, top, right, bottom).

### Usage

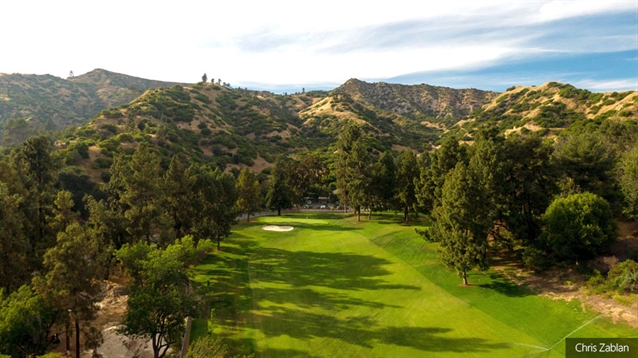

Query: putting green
190;213;637;357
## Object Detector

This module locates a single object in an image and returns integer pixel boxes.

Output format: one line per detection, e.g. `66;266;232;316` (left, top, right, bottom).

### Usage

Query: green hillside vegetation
0;69;185;144
453;82;638;141
1;74;638;357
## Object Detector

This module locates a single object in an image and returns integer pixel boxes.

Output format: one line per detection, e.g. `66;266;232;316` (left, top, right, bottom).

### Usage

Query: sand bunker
262;225;294;232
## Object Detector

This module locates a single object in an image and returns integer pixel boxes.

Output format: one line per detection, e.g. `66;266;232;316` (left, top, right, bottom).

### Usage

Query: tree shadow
479;273;534;297
249;248;421;291
250;306;509;353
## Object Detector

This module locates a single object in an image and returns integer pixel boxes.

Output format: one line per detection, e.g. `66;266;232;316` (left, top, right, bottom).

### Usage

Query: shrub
540;192;618;264
607;260;638;293
92;157;113;169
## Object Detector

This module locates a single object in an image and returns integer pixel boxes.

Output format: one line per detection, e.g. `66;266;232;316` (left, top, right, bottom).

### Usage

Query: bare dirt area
47;271;159;358
493;224;638;329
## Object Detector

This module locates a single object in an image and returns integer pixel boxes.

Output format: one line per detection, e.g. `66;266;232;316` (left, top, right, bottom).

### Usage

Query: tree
235;168;262;222
33;223;107;358
265;157;293;215
0;182;30;293
497;134;557;246
618;143;638;219
0;285;56;357
284;153;327;211
190;165;238;250
539;192;617;264
9;136;58;266
163;156;196;238
420;162;491;285
552;132;616;200
118;143;173;244
116;237;212;358
335;125;371;221
416;135;467;213
369;151;397;215
48;190;79;236
395;149;419;223
201;73;207;83
2;118;37;146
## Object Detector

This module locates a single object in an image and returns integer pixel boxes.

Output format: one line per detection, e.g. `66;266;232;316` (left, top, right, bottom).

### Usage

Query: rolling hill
2;69;636;183
0;69;185;142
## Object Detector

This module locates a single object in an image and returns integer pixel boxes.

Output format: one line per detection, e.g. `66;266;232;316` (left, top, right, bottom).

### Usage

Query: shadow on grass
479;273;534;297
249;248;421;291
250;306;509;353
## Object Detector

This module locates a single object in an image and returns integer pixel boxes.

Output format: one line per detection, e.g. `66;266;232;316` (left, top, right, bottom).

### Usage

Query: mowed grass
190;213;637;358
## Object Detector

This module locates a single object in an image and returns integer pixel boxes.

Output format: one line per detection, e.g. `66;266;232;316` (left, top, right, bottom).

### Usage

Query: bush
91;157;112;169
540;192;618;263
607;260;638;293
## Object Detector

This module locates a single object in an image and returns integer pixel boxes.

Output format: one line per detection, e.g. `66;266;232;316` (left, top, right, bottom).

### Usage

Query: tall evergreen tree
370;151;397;215
498;134;558;246
236;168;262;222
0;182;29;292
420;162;492;285
163;155;196;238
552;132;616;200
119;143;173;244
266;157;293;216
416;135;467;213
9;136;58;263
335;125;371;221
395;149;419;223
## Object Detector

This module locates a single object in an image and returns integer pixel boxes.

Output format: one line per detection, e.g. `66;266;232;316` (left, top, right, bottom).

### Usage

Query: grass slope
190;214;636;357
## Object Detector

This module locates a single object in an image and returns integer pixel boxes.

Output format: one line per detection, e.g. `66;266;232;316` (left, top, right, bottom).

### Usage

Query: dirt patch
494;257;638;328
262;225;294;232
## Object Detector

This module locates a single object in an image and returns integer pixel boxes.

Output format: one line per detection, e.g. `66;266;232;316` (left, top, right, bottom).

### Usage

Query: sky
0;0;636;93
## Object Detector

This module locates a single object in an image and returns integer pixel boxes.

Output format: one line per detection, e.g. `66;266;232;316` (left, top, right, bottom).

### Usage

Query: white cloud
574;79;638;92
0;0;635;88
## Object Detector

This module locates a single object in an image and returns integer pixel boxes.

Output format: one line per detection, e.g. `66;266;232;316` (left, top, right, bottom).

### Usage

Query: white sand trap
262;225;294;232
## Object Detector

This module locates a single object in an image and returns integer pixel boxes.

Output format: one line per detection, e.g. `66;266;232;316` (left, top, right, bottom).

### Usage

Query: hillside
23;75;635;184
0;69;184;143
452;82;638;140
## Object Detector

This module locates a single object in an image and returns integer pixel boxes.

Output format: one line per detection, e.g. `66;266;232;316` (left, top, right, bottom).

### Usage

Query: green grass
190;213;637;357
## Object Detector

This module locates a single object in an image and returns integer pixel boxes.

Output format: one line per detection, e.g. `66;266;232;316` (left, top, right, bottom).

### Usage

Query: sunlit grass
190;213;637;357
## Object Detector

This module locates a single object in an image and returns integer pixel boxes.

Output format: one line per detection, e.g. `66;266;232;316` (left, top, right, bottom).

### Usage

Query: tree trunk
357;207;361;222
368;209;372;220
404;206;408;223
75;318;80;358
246;212;250;223
277;208;281;216
217;235;221;251
462;271;468;285
65;322;70;355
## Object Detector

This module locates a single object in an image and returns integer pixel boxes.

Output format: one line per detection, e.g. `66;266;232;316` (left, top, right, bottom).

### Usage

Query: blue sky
0;0;636;93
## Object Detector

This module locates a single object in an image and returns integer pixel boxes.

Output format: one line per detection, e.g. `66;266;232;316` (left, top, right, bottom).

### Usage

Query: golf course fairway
190;213;637;357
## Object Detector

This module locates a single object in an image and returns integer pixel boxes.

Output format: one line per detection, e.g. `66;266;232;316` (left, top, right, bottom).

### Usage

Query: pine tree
0;182;29;292
235;168;262;222
421;162;491;285
120;143;173;244
9;136;57;266
163;155;196;238
395;149;419;223
266;157;293;216
369;151;397;215
335;125;371;221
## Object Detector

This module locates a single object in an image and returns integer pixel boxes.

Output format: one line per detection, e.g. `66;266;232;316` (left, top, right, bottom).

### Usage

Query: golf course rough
190;213;637;358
